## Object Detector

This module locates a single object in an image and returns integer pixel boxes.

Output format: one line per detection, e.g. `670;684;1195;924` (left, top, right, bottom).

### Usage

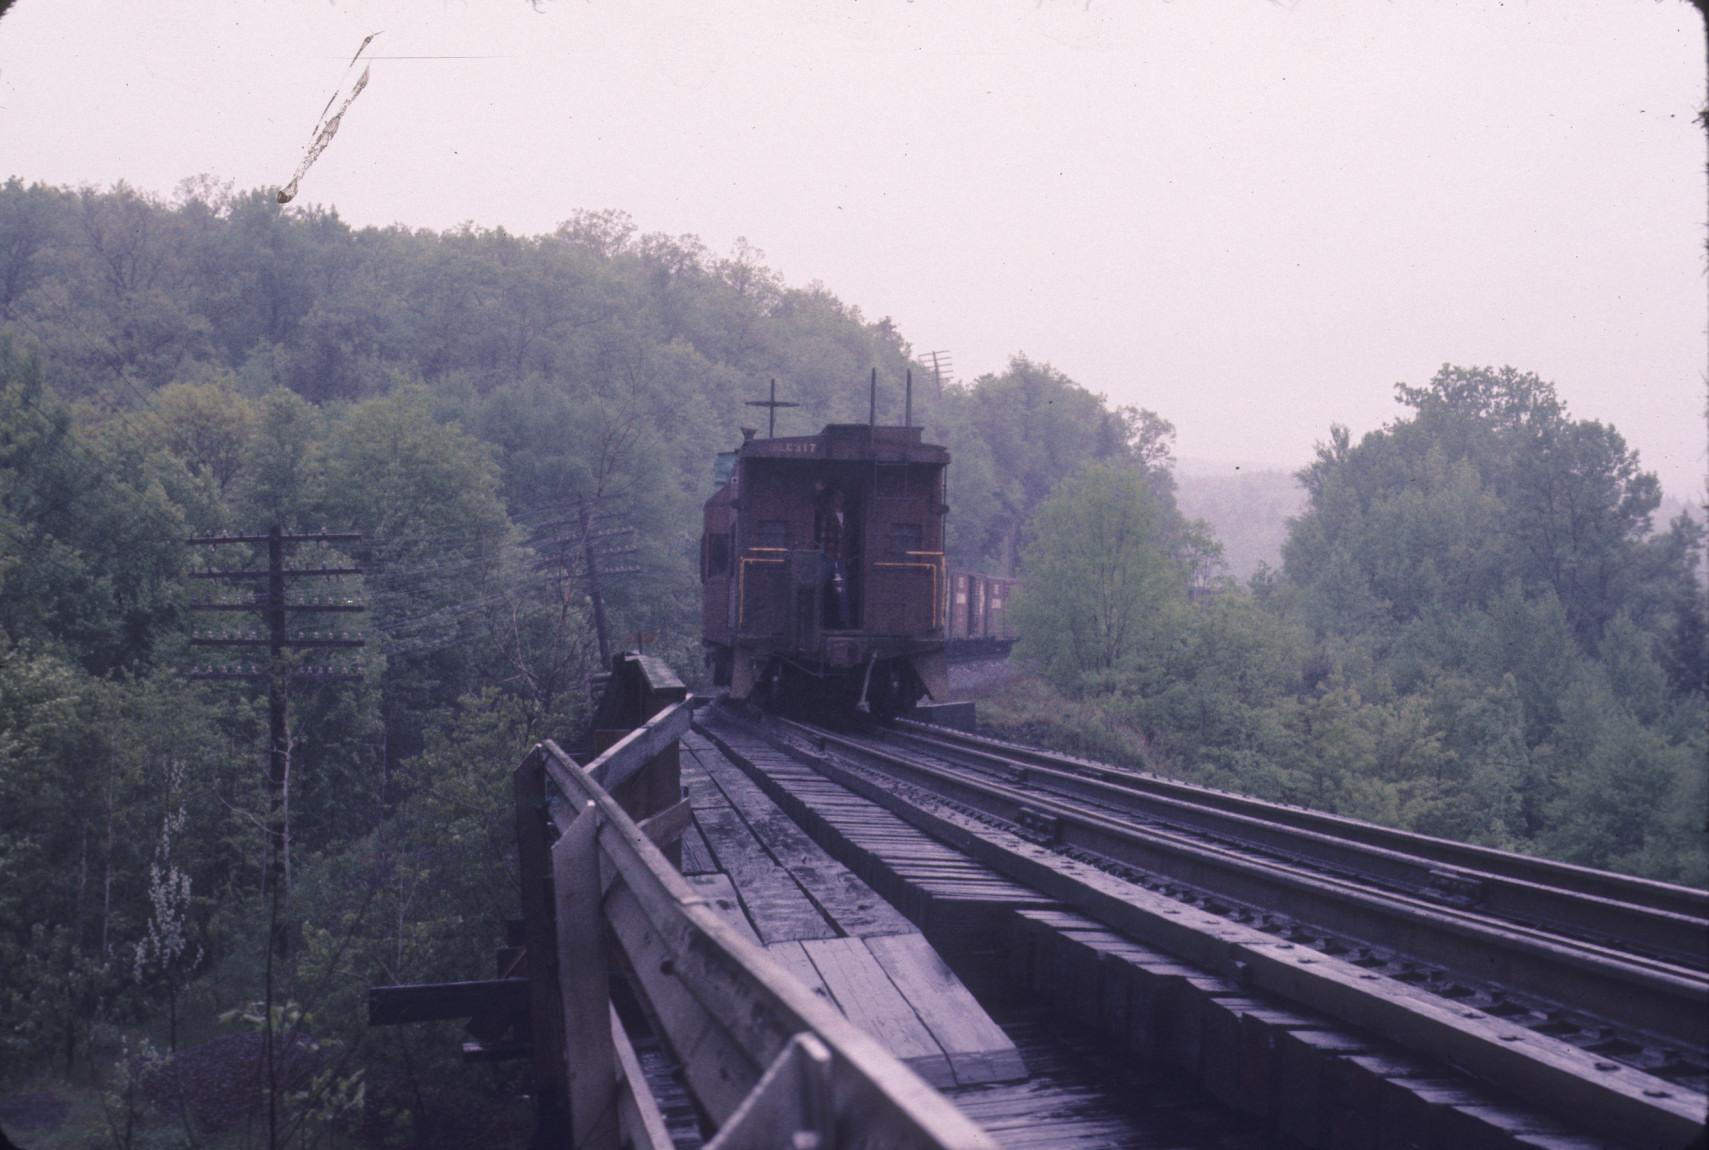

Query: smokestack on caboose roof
869;367;877;431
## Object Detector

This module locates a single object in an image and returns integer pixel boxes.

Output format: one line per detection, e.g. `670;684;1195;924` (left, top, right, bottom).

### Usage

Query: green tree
1012;462;1186;694
314;386;514;774
1538;674;1699;877
1291;365;1701;657
1271;364;1705;875
0;340;188;674
1280;681;1399;823
143;375;256;492
231;387;323;527
1144;591;1305;796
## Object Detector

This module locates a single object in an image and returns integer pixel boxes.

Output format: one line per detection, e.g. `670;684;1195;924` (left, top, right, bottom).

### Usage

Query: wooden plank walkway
942;1005;1288;1150
681;729;1026;1089
691;717;1058;960
686;716;1302;1149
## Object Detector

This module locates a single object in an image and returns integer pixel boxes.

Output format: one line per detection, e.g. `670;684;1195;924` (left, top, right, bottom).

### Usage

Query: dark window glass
707;533;730;576
889;523;923;556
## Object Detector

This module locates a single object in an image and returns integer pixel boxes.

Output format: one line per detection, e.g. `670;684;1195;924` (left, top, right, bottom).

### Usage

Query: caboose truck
701;420;951;714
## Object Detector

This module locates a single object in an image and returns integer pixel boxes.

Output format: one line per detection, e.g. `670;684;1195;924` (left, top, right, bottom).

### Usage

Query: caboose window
876;465;909;499
755;520;789;550
889;523;923;556
706;533;730;576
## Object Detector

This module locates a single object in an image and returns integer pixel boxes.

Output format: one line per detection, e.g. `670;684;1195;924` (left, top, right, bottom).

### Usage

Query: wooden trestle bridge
370;655;1709;1150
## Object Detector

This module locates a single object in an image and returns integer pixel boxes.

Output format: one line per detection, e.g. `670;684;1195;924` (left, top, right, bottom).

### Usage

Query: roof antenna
905;368;913;429
745;377;798;438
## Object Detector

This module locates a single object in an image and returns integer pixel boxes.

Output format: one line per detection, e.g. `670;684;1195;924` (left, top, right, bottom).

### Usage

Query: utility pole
922;350;953;398
529;507;642;667
579;500;613;666
266;526;287;925
190;527;366;944
188;528;365;1149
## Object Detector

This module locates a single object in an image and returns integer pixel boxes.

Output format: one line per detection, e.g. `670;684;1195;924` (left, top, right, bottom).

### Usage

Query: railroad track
886;718;1709;970
731;706;1708;1145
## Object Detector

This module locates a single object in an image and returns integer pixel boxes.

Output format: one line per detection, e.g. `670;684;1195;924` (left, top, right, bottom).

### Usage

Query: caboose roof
737;423;948;465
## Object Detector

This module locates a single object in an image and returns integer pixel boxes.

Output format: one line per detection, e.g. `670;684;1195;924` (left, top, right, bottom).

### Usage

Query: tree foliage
1;178;1701;1138
1011;462;1188;693
4;181;1228;1124
994;364;1704;885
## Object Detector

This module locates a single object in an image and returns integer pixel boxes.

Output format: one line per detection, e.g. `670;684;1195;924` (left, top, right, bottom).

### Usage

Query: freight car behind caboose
701;422;949;713
946;569;1019;657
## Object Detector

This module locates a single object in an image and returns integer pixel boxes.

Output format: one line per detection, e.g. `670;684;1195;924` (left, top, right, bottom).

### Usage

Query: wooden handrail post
600;654;687;864
513;749;569;1145
402;670;998;1149
535;725;999;1149
704;1033;833;1150
555;801;618;1150
610;740;682;869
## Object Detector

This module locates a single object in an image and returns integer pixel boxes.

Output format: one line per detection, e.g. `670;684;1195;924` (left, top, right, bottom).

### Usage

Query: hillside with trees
0;178;1702;1146
1001;365;1705;885
0;179;1192;1145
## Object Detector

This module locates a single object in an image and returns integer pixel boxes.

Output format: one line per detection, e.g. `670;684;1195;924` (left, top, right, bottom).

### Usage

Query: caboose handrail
520;707;998;1150
736;551;787;628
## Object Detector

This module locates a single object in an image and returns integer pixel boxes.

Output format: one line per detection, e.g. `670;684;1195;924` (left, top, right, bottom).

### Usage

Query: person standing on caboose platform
814;481;850;627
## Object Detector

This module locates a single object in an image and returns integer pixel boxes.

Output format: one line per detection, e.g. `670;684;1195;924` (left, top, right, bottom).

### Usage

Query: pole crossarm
188;667;364;682
186;527;367;681
190;635;365;648
187;566;364;580
190;601;366;613
188;532;363;545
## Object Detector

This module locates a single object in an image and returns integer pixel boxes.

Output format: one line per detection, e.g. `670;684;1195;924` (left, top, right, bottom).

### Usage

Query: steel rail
895;718;1709;923
719;709;1706;1150
883;721;1709;970
778;719;1709;1057
878;727;1702;986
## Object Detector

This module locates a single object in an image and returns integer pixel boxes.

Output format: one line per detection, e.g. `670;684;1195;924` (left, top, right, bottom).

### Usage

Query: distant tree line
1010;365;1706;886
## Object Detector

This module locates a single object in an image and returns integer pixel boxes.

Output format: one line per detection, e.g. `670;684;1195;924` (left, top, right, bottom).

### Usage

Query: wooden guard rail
513;677;997;1148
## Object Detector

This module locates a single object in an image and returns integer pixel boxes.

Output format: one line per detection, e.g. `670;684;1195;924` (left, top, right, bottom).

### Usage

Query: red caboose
702;423;949;712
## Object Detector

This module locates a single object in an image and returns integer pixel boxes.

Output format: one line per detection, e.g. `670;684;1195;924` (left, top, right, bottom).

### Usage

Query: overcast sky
2;1;1704;497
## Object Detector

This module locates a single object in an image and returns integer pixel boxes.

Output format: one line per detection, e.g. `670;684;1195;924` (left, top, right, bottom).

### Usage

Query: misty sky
2;1;1704;497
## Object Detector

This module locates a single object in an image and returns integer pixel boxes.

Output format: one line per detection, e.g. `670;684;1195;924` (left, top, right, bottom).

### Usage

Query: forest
0;178;1703;1147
